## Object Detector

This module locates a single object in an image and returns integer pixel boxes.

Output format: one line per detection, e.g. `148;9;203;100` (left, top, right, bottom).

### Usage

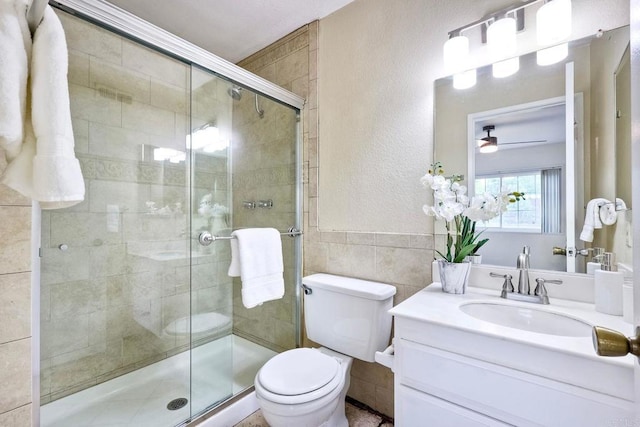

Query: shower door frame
35;1;305;425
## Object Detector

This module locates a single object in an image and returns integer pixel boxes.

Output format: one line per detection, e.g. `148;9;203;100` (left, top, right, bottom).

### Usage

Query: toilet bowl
254;274;396;427
255;347;352;427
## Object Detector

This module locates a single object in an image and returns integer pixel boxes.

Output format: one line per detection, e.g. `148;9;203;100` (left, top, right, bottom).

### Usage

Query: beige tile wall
0;156;32;424
234;34;301;353
237;22;435;418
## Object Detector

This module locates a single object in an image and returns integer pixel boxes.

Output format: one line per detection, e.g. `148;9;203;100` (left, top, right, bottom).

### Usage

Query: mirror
434;26;631;273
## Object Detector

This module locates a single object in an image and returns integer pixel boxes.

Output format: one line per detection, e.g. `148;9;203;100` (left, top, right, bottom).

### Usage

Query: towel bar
198;227;302;246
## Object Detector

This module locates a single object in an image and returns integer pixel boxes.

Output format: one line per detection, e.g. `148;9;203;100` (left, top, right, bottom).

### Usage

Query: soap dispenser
586;247;605;275
594;252;623;315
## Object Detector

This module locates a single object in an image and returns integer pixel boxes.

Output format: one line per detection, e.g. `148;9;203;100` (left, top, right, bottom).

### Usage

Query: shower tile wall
0;158;32;424
232;34;302;353
39;11;231;404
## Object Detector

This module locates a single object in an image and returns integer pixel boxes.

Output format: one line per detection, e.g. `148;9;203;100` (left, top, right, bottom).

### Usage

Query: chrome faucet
516;246;531;294
489;247;563;305
490;272;563;305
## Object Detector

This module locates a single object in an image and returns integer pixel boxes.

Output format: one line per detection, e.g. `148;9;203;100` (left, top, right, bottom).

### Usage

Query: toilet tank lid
302;274;396;300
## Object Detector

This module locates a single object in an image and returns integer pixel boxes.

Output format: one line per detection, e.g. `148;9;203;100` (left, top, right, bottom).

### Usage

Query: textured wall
237;20;436;418
318;0;629;234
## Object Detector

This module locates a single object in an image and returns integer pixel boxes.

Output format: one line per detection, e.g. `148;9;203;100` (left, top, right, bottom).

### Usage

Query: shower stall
37;3;302;426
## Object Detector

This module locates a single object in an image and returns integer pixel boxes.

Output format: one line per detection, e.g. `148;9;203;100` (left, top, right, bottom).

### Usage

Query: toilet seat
256;348;343;405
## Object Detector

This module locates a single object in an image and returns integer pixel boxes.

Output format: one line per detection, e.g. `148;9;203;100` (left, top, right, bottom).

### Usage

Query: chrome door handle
592;326;640;359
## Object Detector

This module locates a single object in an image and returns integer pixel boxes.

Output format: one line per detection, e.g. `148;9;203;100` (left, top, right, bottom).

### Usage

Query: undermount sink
459;302;593;337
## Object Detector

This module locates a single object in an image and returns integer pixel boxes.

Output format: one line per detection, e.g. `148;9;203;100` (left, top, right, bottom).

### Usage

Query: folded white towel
2;5;85;209
228;228;285;308
0;0;30;161
580;198;610;242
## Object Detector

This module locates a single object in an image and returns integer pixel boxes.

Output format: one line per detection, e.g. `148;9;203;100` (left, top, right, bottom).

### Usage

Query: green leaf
453;244;476;263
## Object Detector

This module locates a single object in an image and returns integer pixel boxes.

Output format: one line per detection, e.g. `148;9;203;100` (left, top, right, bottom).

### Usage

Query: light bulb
537;43;568;66
479;140;498;153
453;69;477;90
443;35;469;74
537;0;572;46
487;17;517;60
493;57;519;78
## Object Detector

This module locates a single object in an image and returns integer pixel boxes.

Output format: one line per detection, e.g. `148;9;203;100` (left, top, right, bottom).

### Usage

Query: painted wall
309;0;627;416
318;0;629;234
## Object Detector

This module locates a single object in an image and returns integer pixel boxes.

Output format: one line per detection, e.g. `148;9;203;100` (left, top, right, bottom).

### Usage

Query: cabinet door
397;386;510;427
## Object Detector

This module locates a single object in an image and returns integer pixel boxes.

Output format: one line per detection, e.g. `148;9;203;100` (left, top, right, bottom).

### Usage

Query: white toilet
254;273;396;427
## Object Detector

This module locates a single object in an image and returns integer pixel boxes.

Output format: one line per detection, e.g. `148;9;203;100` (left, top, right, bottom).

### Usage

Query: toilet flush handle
302;284;312;295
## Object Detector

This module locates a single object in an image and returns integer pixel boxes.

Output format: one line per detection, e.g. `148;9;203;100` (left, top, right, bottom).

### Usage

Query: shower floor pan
41;335;276;427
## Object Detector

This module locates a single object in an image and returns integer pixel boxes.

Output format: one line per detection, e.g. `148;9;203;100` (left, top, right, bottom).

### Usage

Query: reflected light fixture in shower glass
187;124;229;154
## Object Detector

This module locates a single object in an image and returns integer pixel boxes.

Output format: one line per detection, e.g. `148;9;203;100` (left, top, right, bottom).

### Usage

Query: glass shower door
188;65;301;417
188;67;235;416
40;10;194;426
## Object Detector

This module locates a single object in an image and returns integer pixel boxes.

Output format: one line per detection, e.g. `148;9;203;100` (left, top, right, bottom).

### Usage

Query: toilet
254;273;396;427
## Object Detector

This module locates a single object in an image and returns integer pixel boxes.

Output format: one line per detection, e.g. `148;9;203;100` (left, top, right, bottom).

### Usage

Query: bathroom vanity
389;270;635;426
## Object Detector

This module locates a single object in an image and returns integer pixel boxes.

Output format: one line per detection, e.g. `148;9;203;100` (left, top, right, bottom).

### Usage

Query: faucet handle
535;278;563;287
490;272;514;297
534;278;562;304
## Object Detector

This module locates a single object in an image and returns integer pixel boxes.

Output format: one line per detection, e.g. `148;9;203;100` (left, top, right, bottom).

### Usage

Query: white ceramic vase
438;260;471;294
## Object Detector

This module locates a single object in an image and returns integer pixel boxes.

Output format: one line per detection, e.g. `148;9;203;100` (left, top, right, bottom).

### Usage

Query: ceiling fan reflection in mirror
476;124;547;153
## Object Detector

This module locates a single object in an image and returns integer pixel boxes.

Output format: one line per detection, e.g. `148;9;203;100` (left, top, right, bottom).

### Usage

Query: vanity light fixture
478;125;498;153
536;0;572;66
443;0;574;86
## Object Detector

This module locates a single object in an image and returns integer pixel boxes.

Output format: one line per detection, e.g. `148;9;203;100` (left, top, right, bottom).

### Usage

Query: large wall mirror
434;25;631;273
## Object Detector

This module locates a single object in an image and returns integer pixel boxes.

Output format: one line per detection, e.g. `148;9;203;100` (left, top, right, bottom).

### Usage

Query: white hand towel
0;0;30;161
580;198;610;242
227;228;285;309
615;198;628;211
599;202;617;226
2;5;85;209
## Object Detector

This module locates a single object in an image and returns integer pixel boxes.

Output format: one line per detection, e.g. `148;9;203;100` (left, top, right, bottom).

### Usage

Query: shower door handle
199;231;214;246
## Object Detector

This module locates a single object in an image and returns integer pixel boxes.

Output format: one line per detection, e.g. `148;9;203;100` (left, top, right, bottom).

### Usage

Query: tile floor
234;402;394;427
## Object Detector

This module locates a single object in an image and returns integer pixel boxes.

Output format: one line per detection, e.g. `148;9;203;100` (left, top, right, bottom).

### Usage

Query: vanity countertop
390;283;636;369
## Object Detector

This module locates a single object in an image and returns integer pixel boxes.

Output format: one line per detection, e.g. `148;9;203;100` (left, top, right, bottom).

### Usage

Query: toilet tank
302;274;396;362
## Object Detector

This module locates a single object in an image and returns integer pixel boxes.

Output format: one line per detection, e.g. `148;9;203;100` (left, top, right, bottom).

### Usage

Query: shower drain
167;398;188;411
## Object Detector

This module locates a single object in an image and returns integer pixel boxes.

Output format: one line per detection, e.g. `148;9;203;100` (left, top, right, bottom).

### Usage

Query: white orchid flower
420;173;434;188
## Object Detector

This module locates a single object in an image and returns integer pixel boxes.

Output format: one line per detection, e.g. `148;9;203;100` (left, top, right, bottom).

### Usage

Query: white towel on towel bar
2;5;85;209
579;198;610;242
228;228;285;309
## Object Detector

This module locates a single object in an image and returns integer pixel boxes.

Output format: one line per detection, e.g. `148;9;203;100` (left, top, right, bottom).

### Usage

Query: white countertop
390;283;636;369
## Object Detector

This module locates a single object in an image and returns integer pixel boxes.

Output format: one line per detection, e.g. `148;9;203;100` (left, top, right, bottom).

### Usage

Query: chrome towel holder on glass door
198;227;302;246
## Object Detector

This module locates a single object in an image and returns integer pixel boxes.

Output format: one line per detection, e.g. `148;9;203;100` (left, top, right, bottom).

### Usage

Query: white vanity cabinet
390;286;635;427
